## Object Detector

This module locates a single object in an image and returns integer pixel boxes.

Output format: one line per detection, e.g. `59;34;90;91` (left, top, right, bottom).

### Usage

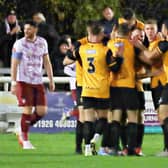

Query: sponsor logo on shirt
86;50;96;54
114;42;124;47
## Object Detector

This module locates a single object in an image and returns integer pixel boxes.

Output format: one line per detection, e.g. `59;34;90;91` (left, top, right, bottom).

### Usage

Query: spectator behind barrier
32;12;60;64
52;36;70;76
0;9;23;67
99;6;118;38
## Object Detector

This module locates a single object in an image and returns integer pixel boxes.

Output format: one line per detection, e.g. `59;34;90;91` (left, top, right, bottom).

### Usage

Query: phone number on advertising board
33;120;77;128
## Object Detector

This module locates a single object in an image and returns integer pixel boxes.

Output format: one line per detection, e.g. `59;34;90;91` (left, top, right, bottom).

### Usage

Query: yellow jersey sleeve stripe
108;61;117;67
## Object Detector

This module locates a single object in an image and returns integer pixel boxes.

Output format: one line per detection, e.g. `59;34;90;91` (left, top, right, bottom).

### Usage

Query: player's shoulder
13;37;25;47
107;39;114;46
16;37;25;43
108;38;125;47
36;36;47;43
78;37;88;45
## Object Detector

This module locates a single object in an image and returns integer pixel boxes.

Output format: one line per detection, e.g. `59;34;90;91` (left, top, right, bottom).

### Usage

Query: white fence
0;68;151;133
0;67;151;85
0;76;151;85
0;76;70;91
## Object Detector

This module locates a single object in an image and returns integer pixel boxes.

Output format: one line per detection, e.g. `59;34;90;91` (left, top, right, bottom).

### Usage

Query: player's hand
157;32;164;40
49;81;55;92
132;39;145;50
10;26;21;35
11;85;17;95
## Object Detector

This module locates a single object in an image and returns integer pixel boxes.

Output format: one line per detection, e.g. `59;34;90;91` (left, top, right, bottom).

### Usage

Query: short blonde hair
144;19;157;25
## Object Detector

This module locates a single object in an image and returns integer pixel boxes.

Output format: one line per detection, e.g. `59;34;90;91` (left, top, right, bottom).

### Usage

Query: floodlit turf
0;133;167;168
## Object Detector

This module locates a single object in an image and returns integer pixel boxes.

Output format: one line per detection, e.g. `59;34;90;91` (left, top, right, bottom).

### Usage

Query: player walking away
10;20;55;149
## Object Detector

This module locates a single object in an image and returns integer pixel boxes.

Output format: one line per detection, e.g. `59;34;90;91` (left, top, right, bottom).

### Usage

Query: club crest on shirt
22;98;26;104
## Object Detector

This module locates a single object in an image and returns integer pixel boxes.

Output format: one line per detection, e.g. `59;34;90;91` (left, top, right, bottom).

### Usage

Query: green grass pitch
0;133;167;168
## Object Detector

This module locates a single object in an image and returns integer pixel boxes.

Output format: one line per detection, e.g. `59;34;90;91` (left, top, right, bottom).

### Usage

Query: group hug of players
63;8;168;157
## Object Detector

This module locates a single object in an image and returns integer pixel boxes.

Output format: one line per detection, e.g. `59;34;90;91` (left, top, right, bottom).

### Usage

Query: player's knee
22;107;33;114
36;106;48;116
127;114;137;123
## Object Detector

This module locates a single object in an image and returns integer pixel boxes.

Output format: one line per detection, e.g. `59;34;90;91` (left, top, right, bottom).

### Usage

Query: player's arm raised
63;41;82;66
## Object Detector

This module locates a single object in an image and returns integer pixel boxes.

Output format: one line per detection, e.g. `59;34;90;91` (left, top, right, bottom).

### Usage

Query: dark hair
58;37;69;47
117;23;131;35
24;20;38;28
102;5;113;11
122;8;134;20
62;34;71;40
86;20;104;35
163;20;168;29
86;20;96;27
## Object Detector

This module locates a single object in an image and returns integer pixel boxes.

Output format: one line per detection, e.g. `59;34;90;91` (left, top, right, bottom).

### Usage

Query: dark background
0;0;168;38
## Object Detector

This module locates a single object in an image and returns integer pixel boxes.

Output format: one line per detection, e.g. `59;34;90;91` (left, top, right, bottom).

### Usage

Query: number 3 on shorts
87;57;95;73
